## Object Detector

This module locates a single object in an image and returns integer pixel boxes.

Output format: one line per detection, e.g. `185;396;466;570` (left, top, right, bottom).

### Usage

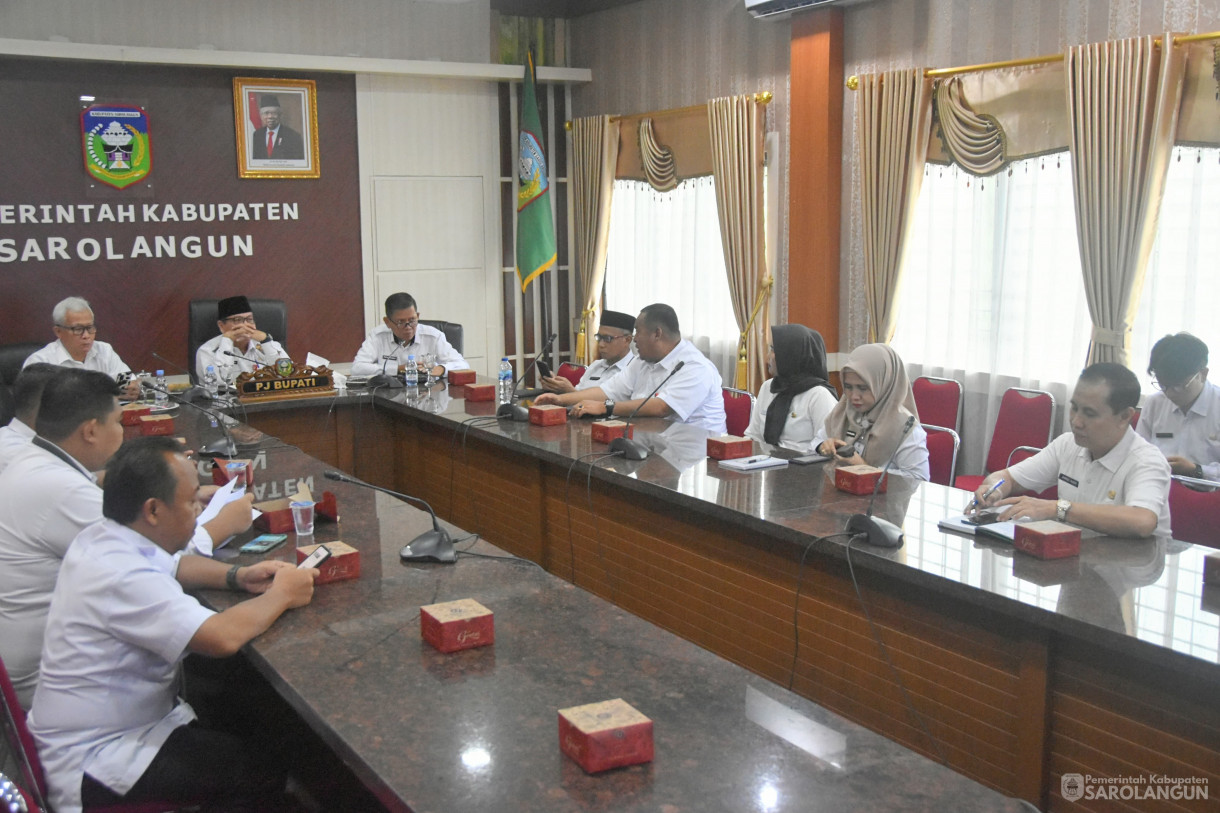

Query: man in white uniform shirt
351;292;469;378
971;363;1171;537
1135;332;1220;482
0;362;58;476
24;296;141;399
535;303;727;434
195;295;288;385
29;437;317;813
541;310;636;393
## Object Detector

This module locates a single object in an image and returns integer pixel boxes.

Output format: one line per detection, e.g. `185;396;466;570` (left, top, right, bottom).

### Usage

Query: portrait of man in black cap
250;93;304;161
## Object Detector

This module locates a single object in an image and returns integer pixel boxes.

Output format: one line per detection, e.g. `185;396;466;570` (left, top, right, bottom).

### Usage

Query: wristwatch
1056;499;1072;522
604;400;615;416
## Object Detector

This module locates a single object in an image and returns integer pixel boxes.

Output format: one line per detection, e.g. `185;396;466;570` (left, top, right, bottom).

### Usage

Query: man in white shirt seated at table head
195;295;288;385
0;362;59;476
350;291;469;379
24;296;141;400
541;309;636;393
534;303;727;434
1135;332;1220;483
970;362;1171;538
28;436;318;813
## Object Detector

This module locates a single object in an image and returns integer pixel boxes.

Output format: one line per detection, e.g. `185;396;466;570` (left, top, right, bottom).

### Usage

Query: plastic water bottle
416;356;430;386
203;365;222;400
497;357;514;404
405;355;418;389
154;370;168;406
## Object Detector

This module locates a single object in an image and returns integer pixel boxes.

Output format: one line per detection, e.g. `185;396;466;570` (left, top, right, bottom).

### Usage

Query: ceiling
490;0;648;18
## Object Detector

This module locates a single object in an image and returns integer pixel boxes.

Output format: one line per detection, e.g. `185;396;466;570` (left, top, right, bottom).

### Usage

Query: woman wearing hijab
745;325;839;453
812;343;930;481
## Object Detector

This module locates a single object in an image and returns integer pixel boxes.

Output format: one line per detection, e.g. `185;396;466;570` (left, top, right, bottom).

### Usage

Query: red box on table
295;541;360;584
834;464;886;495
139;414;175;436
254;490;339;533
447;369;477;386
1013;520;1081;559
591;420;632;444
529;404;568;426
464;383;496;402
211;458;255;487
707;435;753;460
121;403;151;426
420;598;494;653
558;698;654;774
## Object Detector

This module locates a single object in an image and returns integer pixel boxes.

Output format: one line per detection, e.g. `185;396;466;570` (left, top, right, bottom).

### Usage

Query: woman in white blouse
745;325;839;453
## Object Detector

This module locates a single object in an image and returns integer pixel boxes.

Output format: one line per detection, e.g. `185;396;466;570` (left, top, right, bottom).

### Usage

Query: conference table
203;380;1217;812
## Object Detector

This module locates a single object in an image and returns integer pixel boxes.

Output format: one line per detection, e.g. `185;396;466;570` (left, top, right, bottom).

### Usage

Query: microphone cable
788;531;853;692
563;450;622;587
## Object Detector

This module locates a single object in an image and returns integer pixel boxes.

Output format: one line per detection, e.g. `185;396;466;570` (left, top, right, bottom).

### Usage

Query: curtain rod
846;29;1220;90
564;91;772;131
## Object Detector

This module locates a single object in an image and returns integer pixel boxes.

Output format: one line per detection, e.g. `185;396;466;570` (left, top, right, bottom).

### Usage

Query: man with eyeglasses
24;297;141;399
1135;332;1219;482
195;295;287;385
351;292;468;378
541;310;636;393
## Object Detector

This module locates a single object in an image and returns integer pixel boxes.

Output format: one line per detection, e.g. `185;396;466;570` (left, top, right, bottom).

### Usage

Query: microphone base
608;435;649;461
846;514;904;549
496;402;529;422
400;529;456;563
368;374;404;390
199;438;238;457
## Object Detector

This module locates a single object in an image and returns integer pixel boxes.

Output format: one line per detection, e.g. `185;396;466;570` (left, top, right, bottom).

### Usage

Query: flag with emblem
515;50;557;292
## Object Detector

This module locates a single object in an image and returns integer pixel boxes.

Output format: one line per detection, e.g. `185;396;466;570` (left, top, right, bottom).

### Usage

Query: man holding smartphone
541;310;636;393
28;437;319;813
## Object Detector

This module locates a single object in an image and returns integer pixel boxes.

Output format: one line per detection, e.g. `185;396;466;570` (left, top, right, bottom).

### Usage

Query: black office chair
419;320;464;355
0;342;44;426
187;299;287;383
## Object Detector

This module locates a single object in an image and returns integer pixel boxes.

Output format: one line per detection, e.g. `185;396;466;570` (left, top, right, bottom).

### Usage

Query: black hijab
764;325;835;445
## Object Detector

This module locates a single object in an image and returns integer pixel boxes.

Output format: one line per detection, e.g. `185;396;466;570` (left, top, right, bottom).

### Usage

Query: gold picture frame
233;77;320;179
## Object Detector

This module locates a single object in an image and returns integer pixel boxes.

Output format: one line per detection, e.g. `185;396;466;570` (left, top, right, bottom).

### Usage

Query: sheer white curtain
892;154;1091;476
604;177;739;379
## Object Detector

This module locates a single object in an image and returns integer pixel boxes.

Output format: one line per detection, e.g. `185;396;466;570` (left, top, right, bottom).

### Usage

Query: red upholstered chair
722;387;755;437
912;376;963;432
556;362;585;388
1169;477;1220;548
954;387;1055;493
923;425;960;486
1004;446;1058;500
0;655;202;813
1130;406;1141;430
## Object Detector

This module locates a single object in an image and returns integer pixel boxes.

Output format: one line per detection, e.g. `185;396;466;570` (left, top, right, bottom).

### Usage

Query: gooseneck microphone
607;360;685;461
147;351;213;402
323;471;455;563
845;414;917;549
497;332;558;421
222;349;268;369
141;380;238;457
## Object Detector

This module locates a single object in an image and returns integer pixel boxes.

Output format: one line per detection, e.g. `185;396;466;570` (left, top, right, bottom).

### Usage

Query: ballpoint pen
969;478;1006;512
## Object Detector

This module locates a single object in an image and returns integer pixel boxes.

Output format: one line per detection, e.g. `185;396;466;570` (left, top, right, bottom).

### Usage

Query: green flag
515;51;557;292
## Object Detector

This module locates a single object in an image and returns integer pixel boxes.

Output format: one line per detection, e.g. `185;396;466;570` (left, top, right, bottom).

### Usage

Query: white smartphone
298;544;332;569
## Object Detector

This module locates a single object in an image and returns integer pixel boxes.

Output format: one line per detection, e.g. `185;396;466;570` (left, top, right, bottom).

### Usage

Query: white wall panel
372;177;484;271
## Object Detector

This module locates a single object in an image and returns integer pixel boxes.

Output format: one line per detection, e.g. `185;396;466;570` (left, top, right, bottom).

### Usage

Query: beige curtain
857;68;933;343
638;118;678;192
934;76;1006;175
570;115;621;364
708;94;769;392
1065;34;1186;366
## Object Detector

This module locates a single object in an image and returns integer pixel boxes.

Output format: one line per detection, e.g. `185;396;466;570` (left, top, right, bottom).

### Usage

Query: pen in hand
969;478;1006;513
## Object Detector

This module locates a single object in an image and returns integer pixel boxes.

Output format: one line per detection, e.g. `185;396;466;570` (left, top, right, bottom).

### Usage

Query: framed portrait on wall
233;77;320;178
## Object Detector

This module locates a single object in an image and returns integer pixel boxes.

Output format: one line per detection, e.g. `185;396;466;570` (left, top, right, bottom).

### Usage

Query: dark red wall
0;56;363;373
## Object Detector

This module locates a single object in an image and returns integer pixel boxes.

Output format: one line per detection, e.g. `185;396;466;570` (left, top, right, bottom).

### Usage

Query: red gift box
1013;520;1081;559
254;490;339;533
558;698;654;774
529;404;568;426
121;403;151;426
420;598;494;653
211;458;255;487
591;420;633;444
464;383;496;402
834;464;886;495
447;369;477;385
1205;553;1220;585
139;414;175;436
707;435;753;460
296;541;360;584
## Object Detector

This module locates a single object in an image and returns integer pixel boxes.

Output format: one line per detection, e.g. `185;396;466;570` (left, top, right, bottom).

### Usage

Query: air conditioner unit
745;0;873;20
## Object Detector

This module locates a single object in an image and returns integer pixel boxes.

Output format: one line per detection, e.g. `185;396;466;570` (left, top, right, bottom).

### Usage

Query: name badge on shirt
590;376;602;381
1059;474;1080;488
1155;432;1173;438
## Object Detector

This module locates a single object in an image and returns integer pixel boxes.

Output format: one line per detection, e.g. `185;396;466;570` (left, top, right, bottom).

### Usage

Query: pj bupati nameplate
236;360;335;400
